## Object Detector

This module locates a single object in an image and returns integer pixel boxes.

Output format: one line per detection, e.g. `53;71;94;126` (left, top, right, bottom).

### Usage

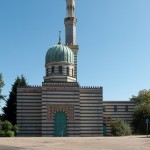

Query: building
103;101;134;135
17;0;134;137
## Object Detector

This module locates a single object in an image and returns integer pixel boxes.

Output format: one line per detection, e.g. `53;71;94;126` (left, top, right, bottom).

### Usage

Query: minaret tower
65;0;79;79
65;0;76;45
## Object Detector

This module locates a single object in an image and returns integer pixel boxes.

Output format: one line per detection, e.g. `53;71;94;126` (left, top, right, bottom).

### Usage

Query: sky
0;0;150;110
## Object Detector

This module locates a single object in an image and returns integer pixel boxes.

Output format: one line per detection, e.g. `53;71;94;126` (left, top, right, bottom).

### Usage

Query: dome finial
58;31;61;44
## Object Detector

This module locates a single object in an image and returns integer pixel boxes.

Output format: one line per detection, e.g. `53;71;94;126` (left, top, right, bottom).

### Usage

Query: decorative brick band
47;104;74;121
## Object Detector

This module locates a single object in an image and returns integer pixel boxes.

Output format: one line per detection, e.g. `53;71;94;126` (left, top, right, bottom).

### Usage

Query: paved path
0;136;149;150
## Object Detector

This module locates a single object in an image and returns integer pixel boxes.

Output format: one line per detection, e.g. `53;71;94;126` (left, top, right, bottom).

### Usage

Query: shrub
111;119;132;136
1;120;13;131
5;130;15;137
0;130;5;137
0;120;17;137
12;125;19;136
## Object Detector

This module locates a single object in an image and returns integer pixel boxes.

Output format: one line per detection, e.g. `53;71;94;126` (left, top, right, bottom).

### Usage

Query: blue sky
0;0;150;109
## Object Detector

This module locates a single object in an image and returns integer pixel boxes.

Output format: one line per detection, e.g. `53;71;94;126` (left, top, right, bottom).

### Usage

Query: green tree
0;73;4;100
132;103;150;134
130;89;150;106
111;119;132;136
130;89;150;134
2;75;28;125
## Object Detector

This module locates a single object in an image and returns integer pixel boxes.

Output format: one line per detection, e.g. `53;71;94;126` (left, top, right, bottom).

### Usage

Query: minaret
65;0;76;45
65;0;79;79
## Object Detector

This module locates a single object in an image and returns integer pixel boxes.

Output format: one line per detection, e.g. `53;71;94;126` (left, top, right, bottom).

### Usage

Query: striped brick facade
103;101;135;135
80;87;103;136
17;87;42;136
17;87;135;137
17;85;104;137
41;82;80;137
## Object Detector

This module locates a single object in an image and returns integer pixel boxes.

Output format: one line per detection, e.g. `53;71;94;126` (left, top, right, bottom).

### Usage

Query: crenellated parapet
17;85;42;93
18;85;42;88
42;82;79;87
80;86;102;89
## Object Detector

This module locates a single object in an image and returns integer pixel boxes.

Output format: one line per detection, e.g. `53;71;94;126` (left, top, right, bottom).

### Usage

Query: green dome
45;44;74;64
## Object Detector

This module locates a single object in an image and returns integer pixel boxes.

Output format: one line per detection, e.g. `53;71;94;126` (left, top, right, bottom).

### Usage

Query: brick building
17;0;134;137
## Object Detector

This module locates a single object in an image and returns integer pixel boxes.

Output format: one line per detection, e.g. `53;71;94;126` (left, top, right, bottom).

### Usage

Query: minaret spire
58;31;61;44
66;0;75;17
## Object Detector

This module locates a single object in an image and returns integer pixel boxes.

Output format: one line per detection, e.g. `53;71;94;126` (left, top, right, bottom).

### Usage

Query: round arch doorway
54;111;67;137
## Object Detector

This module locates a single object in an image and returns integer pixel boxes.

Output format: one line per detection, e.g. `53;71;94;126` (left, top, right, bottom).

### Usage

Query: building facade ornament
47;104;74;121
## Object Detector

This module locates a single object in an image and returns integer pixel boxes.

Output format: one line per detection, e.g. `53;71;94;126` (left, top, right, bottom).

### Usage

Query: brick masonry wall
41;82;80;137
103;101;135;135
17;87;42;136
80;87;103;136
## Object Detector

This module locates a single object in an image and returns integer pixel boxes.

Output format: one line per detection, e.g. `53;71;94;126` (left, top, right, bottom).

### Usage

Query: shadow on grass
0;145;31;150
136;136;150;138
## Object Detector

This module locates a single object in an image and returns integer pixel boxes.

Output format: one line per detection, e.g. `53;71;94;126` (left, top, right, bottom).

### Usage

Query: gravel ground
0;136;149;150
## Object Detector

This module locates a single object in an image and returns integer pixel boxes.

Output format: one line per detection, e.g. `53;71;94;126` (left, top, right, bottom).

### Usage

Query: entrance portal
54;111;67;137
103;123;107;136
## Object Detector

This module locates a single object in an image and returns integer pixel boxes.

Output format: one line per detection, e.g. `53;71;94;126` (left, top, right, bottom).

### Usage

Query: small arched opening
59;66;62;75
46;68;48;76
72;68;74;77
67;67;69;76
103;123;107;136
51;66;55;75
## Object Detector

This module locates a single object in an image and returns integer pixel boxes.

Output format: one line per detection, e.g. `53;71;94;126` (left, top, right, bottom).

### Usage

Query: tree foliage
132;103;150;134
2;75;28;125
130;89;150;106
0;73;4;100
111;119;132;136
130;89;150;134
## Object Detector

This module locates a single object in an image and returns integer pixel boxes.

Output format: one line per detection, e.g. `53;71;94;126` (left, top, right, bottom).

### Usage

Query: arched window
72;68;74;77
59;66;62;75
67;67;69;76
52;66;55;75
46;68;48;76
